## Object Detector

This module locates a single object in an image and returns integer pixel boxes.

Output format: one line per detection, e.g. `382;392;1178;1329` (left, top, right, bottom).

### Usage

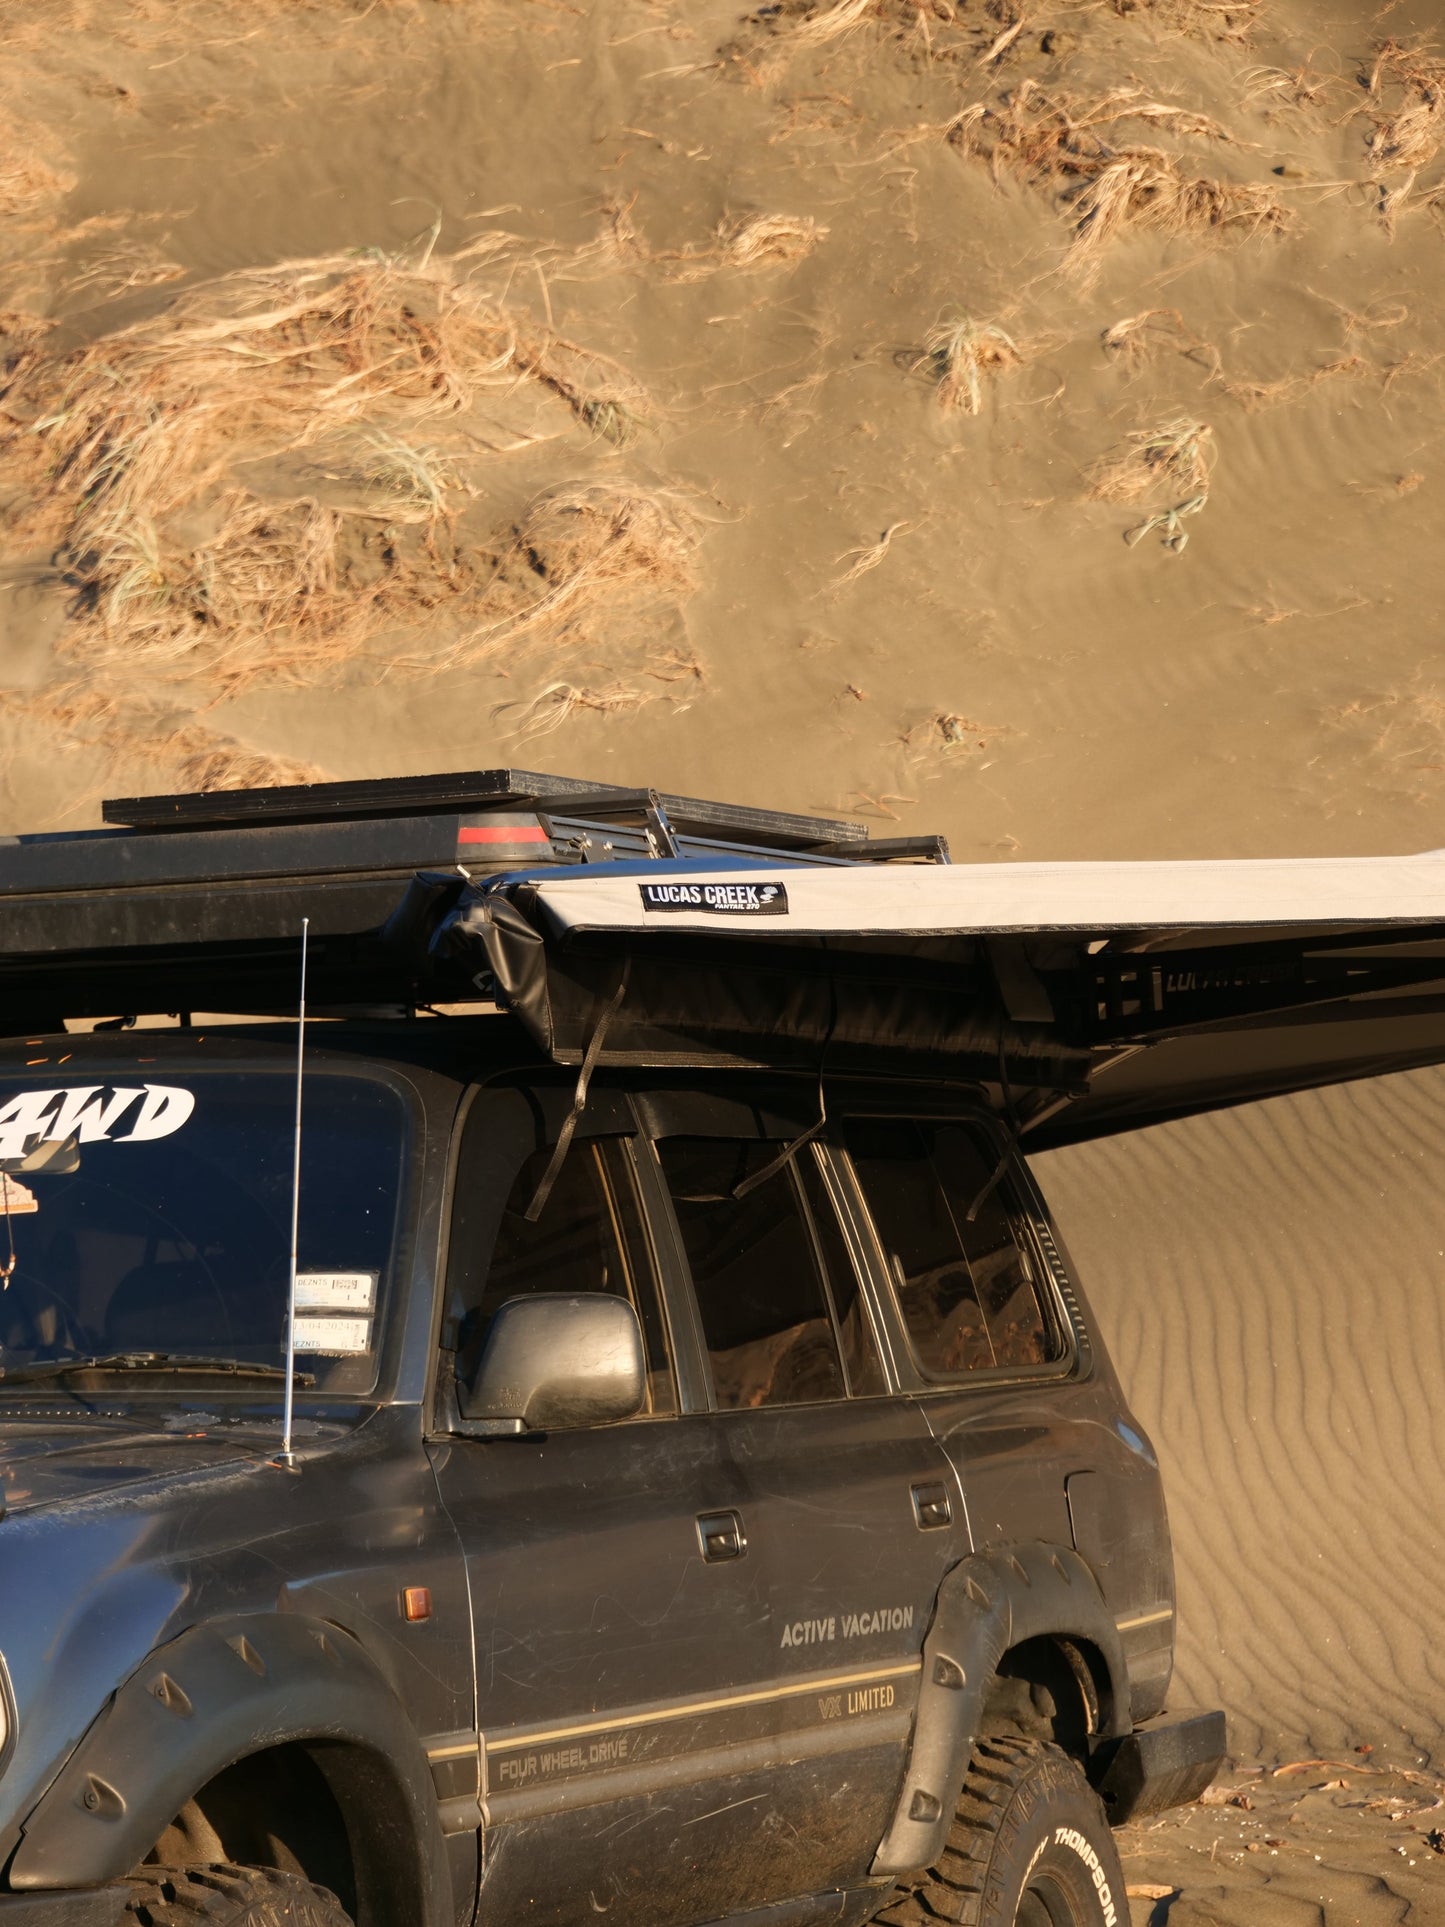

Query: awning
503;851;1445;939
420;854;1445;1139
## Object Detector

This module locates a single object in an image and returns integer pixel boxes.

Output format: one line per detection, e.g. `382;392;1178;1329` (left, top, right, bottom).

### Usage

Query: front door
430;1081;781;1927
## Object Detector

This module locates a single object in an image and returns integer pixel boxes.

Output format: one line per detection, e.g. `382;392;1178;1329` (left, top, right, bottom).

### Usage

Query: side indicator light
402;1586;433;1623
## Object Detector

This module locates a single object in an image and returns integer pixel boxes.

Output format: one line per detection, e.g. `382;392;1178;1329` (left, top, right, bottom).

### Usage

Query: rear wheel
123;1863;354;1926
880;1735;1125;1927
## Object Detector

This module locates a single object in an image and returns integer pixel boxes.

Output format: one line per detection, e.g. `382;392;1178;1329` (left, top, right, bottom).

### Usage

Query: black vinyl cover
436;890;1092;1091
1029;994;1445;1147
432;884;1445;1138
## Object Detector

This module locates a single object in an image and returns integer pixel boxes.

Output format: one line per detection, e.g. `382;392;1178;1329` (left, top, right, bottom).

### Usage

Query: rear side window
844;1119;1063;1379
656;1137;849;1410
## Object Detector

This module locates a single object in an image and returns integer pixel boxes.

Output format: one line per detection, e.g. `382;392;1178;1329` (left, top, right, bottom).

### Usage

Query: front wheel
881;1735;1126;1927
123;1863;354;1927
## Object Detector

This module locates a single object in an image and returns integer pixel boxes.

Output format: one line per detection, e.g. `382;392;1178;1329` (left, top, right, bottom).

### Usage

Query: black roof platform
0;769;948;1030
99;767;884;848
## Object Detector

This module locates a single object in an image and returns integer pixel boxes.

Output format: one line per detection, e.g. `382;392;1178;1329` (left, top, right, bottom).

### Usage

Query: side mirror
462;1294;647;1434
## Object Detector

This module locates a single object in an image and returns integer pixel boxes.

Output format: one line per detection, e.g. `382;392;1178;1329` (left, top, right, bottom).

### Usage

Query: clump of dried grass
736;0;1016;69
953;82;1227;172
168;730;332;792
918;314;1023;413
1215;352;1371;410
659;211;827;282
0;125;75;220
0;680;331;792
896;710;1008;763
775;0;880;51
60;243;186;305
1111;0;1262;41
1088;417;1214;502
1088;418;1215;552
1364;39;1445;172
1123;496;1207;551
1068;153;1285;271
717;212;827;267
363;431;466;519
1102;308;1194;371
1243;63;1336;114
0;243;656;698
491;678;661;741
429;481;700;670
949;81;1288;274
831;520;911;590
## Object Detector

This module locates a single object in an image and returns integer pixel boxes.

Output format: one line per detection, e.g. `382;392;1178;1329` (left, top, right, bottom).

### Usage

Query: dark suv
0;771;1223;1927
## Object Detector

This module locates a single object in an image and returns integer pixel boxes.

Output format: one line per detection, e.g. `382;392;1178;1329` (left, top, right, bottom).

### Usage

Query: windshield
0;1069;407;1397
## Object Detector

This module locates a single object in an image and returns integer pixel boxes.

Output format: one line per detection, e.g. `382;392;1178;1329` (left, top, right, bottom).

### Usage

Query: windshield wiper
0;1353;317;1387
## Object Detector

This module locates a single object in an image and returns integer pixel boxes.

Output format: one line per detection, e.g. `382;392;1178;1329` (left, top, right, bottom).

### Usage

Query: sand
2;0;1444;853
1034;1067;1445;1921
5;2;1445;1920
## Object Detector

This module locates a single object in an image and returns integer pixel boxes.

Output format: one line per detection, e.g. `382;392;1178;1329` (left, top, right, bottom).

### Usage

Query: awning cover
506;850;1445;939
427;853;1445;1143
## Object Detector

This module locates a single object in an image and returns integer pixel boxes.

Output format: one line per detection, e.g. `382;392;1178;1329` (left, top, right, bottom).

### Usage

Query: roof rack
100;767;874;845
0;769;949;1029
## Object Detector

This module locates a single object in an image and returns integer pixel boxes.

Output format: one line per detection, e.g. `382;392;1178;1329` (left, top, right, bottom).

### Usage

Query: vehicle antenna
279;917;309;1467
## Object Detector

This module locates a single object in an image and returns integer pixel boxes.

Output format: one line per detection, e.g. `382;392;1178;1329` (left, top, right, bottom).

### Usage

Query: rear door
834;1109;1082;1555
635;1086;968;1898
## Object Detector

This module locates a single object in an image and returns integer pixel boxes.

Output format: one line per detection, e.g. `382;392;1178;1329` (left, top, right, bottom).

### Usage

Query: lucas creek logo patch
639;881;789;916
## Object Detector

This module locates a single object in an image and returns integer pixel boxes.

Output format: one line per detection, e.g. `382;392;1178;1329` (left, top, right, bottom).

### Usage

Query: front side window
656;1137;848;1410
844;1118;1064;1379
0;1070;406;1393
449;1135;674;1416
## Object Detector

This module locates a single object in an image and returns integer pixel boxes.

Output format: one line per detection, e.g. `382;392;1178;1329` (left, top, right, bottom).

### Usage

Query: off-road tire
878;1736;1126;1927
122;1863;354;1926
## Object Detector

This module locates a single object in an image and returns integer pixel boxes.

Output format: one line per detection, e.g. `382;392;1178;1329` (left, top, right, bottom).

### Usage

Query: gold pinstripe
424;1659;923;1761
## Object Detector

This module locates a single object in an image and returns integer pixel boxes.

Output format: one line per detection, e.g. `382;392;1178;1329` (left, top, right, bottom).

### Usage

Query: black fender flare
871;1542;1131;1877
9;1611;453;1923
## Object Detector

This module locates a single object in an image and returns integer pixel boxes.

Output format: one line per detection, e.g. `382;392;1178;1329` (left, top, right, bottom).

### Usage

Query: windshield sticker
294;1272;377;1312
0;1177;37;1217
0;1084;197;1160
292;1315;372;1355
639;881;789;917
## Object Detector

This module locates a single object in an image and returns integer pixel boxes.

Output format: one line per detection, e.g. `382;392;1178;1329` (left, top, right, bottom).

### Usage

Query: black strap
523;967;630;1224
730;1091;828;1201
731;957;837;1202
965;1024;1023;1224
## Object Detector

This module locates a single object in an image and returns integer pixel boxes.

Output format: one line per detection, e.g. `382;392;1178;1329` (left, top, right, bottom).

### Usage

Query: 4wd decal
0;1084;197;1160
639;881;789;916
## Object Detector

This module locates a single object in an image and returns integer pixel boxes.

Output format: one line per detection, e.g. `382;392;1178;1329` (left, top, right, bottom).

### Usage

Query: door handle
911;1482;952;1531
697;1509;747;1562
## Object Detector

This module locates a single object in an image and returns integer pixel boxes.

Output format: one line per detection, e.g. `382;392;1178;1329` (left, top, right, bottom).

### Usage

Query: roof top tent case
7;766;1445;1141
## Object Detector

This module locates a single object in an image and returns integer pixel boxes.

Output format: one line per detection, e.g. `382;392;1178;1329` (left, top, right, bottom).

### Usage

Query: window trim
804;1145;899;1399
831;1109;1084;1394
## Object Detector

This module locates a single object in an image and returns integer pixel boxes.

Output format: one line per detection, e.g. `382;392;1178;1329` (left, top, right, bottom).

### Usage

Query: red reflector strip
457;826;550;845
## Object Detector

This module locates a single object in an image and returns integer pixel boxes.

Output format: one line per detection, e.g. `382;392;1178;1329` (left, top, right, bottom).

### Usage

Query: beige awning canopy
518;850;1445;941
425;852;1445;1143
